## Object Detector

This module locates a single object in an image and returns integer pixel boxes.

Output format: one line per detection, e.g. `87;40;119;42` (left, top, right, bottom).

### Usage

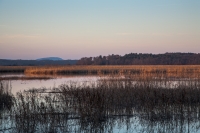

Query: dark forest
77;53;200;65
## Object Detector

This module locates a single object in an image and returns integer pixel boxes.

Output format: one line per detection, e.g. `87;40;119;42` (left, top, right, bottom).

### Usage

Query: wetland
1;65;200;133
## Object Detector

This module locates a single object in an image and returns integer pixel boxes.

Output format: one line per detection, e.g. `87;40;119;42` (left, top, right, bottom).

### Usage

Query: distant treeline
1;53;200;66
77;53;200;65
0;60;77;66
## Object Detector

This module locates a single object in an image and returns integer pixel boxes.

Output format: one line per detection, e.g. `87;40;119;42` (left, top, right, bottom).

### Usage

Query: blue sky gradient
0;0;200;59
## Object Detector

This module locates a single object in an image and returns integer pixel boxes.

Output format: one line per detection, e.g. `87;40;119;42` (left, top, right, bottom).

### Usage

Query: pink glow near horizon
0;0;200;59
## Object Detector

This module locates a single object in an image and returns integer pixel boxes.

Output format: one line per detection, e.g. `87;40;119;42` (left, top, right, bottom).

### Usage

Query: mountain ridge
36;57;63;61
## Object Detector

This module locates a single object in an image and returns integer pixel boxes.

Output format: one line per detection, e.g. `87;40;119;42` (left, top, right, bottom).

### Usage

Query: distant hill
0;59;77;66
36;57;63;61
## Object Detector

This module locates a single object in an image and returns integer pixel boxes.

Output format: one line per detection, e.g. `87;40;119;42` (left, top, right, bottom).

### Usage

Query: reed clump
60;77;200;121
0;81;13;111
11;75;200;124
12;90;71;133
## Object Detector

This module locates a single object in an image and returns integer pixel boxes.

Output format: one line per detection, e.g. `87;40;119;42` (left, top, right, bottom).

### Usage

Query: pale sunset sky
0;0;200;59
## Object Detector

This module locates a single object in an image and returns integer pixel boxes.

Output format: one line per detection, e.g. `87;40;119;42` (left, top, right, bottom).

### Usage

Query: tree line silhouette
77;53;200;65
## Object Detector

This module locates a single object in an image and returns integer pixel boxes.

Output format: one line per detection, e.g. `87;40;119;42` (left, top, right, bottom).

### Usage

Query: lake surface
1;73;198;94
1;73;200;133
0;74;101;94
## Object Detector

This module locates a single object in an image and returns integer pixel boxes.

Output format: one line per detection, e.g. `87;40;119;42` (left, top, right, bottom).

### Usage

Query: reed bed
0;81;13;111
6;74;200;132
0;66;30;73
24;65;200;77
57;77;200;121
1;65;200;78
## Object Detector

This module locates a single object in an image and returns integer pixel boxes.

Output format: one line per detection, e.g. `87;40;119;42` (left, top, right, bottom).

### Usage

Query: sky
0;0;200;59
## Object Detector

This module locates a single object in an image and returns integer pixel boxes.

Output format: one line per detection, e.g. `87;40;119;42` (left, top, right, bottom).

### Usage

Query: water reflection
0;74;100;94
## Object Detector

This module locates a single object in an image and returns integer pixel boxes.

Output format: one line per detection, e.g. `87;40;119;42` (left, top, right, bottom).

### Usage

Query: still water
0;74;100;94
1;74;198;94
